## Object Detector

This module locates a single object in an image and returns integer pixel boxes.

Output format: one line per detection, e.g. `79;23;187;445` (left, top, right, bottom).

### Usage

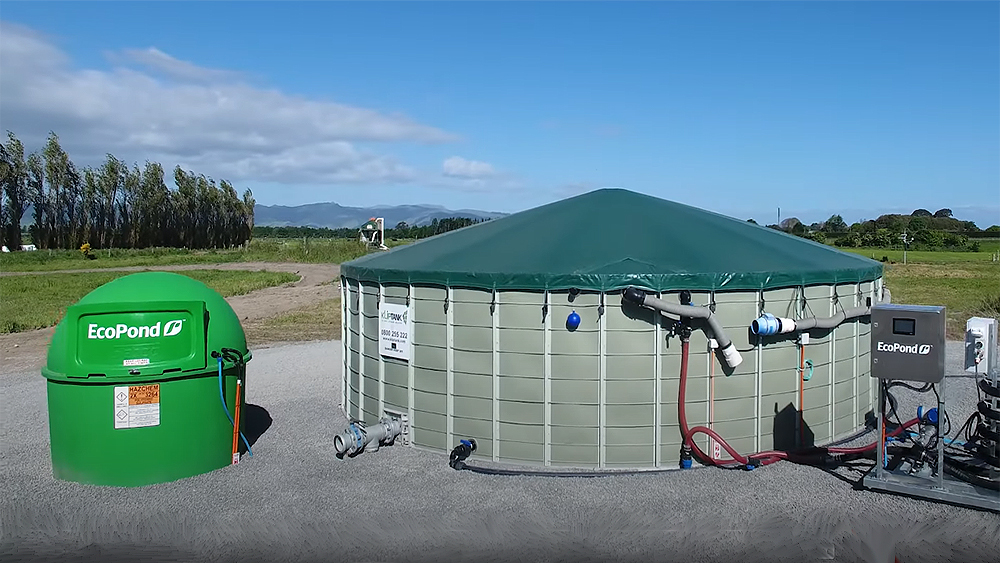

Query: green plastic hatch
42;272;253;487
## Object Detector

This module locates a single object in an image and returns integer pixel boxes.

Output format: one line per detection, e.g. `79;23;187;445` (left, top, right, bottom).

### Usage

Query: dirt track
0;262;340;376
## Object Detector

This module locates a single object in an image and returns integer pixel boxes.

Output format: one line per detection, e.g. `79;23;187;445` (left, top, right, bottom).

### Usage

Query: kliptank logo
381;309;408;323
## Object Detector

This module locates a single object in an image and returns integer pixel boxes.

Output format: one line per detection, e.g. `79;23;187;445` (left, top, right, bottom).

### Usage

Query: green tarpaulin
341;189;882;292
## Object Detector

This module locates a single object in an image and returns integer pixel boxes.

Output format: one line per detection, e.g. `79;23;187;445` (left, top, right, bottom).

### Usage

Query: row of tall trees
388;217;485;239
0;131;255;251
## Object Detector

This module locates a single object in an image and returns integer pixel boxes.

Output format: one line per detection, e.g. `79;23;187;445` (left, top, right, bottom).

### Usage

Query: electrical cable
214;350;253;457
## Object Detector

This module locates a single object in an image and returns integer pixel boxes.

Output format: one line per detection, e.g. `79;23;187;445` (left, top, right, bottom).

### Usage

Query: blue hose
217;356;253;457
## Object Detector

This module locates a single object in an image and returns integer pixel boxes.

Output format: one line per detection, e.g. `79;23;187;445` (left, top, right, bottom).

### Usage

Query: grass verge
0;270;299;333
0;238;404;273
244;298;341;346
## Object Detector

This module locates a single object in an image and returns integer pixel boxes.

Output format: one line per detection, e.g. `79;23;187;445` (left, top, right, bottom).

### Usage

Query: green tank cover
342;188;882;292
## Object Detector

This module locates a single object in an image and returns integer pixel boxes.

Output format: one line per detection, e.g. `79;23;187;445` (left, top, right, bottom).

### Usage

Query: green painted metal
42;272;251;487
341;188;883;292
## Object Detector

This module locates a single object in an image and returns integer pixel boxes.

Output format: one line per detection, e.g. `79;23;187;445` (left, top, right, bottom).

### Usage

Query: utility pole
901;231;912;265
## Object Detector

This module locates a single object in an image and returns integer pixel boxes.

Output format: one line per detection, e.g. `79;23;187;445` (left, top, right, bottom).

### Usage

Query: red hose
678;337;919;468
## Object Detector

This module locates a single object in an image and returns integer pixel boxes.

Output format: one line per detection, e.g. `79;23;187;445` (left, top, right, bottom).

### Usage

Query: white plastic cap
720;343;743;368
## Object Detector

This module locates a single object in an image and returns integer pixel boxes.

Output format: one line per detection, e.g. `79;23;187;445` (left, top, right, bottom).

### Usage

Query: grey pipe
750;283;892;336
622;287;743;368
794;305;872;331
334;417;403;456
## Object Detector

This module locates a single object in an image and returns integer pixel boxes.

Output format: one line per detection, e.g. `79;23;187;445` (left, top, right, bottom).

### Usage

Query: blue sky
1;1;998;227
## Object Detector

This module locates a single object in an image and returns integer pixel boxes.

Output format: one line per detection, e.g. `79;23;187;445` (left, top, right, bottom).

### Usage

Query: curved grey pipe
793;305;872;331
622;287;743;368
334;417;403;456
797;284;890;330
750;283;892;336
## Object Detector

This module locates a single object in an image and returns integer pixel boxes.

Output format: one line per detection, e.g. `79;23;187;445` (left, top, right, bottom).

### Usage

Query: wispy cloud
110;47;245;83
442;156;496;179
0;21;457;187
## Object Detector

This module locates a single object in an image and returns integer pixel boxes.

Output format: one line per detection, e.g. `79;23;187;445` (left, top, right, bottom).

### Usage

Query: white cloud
0;21;458;186
442;156;496;178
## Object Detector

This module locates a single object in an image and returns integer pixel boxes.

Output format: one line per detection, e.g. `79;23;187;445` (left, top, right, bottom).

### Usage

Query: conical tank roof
341;188;882;291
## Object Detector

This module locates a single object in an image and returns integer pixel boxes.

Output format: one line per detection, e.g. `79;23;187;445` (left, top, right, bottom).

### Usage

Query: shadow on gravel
242;404;272;448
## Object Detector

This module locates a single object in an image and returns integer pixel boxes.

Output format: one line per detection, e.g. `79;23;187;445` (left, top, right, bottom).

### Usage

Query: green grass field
0;269;299;333
2;238;997;341
0;237;407;273
843;246;1000;264
838;246;999;338
880;261;999;338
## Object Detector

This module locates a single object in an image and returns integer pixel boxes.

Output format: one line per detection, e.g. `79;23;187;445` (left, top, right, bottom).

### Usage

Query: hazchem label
379;302;411;361
113;384;160;429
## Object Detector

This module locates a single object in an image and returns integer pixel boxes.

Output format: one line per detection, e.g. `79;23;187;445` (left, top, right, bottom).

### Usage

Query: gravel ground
2;340;998;563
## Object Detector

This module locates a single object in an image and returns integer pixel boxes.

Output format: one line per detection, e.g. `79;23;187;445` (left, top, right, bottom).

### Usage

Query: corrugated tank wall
341;277;881;469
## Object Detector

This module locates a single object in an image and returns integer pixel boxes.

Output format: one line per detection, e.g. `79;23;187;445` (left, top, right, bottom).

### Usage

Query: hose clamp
350;424;365;450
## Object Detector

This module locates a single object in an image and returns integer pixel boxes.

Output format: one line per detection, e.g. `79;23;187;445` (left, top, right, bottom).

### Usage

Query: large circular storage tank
339;189;885;469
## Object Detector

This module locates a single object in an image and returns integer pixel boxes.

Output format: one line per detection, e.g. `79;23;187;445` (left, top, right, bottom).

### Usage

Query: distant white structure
359;218;388;250
2;244;36;252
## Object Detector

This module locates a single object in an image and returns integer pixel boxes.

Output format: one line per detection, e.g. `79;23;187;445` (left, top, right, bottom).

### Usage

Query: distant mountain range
253;202;507;229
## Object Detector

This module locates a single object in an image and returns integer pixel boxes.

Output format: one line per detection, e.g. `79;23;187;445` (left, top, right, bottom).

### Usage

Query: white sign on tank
379;302;411;361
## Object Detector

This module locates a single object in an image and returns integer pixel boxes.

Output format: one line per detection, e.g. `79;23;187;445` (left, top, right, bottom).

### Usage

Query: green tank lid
43;272;250;383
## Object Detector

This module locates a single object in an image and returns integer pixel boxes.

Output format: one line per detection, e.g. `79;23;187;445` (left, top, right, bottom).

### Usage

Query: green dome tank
42;272;253;486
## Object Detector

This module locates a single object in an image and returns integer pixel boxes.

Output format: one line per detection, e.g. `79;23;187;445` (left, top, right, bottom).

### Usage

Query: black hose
943;456;1000;491
451;463;680;477
448;438;690;477
978;377;1000;398
978;401;1000;421
448;422;882;477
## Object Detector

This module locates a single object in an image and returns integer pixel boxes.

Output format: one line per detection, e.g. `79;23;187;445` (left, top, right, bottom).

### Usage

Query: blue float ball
567;310;581;330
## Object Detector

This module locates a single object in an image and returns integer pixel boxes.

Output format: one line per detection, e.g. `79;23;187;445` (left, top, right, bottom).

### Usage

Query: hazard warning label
113;384;160;429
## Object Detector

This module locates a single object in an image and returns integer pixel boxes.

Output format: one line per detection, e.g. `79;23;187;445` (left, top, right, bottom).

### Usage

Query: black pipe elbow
449;439;477;470
623;287;646;306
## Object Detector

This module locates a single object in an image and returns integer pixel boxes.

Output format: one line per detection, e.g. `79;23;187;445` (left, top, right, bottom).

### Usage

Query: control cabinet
871;304;945;384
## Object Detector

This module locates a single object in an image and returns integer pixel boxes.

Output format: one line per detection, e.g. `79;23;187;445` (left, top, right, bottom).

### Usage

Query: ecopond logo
87;319;184;340
877;341;932;355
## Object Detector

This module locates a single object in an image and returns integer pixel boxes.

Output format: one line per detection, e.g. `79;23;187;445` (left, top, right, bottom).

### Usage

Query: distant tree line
0;131;255;251
253;226;358;239
749;208;998;252
253;217;487;241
